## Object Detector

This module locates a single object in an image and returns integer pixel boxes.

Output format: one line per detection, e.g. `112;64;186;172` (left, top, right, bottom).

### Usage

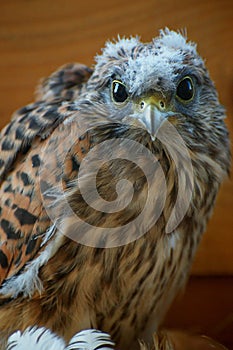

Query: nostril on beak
140;101;145;110
159;100;165;109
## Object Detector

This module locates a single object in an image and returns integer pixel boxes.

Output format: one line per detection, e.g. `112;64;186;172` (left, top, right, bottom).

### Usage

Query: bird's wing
0;64;93;288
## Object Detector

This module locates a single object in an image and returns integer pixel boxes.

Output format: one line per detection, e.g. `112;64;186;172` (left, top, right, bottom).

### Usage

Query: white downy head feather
93;28;202;98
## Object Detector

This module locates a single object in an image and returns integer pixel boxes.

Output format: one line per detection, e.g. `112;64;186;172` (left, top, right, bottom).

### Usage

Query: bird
0;28;230;350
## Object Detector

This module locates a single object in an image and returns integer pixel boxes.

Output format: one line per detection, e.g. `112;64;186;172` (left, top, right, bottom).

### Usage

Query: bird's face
108;76;195;140
86;29;226;146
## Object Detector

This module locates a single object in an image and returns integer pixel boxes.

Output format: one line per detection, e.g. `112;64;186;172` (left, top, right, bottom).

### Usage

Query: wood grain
0;0;232;274
164;276;233;349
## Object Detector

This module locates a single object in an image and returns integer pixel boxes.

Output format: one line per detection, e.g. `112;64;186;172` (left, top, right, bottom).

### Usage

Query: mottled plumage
0;29;230;349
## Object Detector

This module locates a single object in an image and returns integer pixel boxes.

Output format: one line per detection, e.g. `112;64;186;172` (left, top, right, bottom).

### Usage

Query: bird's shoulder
35;62;93;102
0;61;93;182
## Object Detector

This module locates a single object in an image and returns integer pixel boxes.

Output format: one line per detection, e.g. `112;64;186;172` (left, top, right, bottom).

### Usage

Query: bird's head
86;28;225;144
53;29;230;244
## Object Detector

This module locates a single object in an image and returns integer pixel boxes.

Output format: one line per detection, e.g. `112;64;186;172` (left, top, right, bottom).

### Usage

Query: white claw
6;326;65;350
66;329;115;350
6;327;115;350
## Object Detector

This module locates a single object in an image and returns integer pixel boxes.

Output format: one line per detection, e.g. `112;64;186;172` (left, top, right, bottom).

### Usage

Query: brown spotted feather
35;63;93;102
0;64;92;286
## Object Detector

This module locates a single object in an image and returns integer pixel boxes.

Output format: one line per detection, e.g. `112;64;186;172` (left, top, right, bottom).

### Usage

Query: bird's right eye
111;80;129;104
176;76;194;102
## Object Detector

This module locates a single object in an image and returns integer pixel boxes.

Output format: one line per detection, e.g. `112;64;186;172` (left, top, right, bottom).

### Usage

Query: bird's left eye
111;80;129;104
176;76;194;102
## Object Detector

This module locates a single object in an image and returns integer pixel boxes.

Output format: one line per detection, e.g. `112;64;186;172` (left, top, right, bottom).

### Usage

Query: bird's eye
111;80;129;104
176;77;194;102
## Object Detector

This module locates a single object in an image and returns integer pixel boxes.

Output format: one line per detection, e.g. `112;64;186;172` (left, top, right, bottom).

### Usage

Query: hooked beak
140;104;167;140
122;96;171;140
133;95;171;140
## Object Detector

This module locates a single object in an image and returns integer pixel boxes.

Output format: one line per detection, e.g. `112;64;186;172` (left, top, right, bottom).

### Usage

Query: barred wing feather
66;329;115;350
6;327;65;350
7;327;115;350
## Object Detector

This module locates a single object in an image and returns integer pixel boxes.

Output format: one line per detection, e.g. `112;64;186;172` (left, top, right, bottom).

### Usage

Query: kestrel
0;29;230;350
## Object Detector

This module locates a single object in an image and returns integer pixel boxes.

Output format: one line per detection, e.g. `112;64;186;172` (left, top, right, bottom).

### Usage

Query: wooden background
0;0;232;347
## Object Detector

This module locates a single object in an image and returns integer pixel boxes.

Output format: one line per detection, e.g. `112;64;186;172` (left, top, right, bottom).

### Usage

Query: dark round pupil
176;78;194;101
112;81;128;103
